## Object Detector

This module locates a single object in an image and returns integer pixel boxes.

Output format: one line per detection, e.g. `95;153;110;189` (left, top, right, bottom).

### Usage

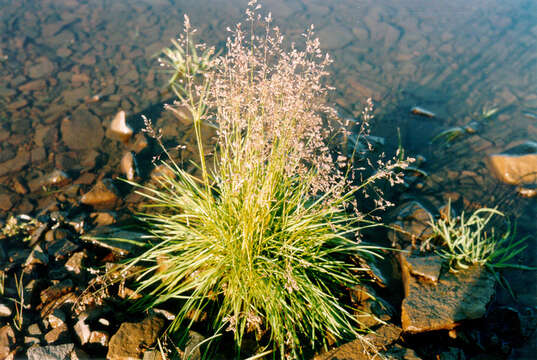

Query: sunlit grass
122;157;382;358
429;205;534;272
108;2;411;358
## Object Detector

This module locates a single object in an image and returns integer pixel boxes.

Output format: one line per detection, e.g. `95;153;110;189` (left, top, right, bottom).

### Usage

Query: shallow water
0;0;536;351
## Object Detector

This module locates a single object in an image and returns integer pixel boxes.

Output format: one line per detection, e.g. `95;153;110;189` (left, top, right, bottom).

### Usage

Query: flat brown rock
315;324;402;360
402;253;443;283
0;149;31;176
401;262;495;333
107;315;165;360
487;141;537;185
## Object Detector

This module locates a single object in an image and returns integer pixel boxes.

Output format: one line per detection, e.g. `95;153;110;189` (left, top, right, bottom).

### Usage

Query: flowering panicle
160;3;411;215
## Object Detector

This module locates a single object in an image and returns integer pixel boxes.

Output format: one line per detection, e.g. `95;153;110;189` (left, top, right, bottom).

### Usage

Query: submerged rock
80;179;120;209
411;106;436;118
61;110;104;150
516;185;537;198
120;151;138;181
26;57;55;79
400;259;495;333
317;24;354;50
487;141;537;185
28;169;71;192
0;149;31;176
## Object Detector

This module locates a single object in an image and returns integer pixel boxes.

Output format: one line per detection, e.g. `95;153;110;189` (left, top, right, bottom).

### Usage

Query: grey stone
314;323;403;360
402;253;443;283
27;343;74;360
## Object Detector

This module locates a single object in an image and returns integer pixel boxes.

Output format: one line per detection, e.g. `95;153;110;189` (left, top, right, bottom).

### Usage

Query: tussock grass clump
127;160;381;358
117;2;410;358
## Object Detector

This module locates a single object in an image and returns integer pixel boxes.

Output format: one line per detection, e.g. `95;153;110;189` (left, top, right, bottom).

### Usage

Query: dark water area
0;0;536;356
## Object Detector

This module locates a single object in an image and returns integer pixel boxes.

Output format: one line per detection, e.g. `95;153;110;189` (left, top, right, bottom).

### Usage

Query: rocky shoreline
1;116;536;358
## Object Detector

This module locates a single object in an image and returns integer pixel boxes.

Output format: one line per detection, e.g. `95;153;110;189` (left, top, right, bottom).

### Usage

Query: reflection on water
0;0;536;338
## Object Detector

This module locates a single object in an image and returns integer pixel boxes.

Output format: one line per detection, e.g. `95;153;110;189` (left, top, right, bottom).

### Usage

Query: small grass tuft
428;204;534;272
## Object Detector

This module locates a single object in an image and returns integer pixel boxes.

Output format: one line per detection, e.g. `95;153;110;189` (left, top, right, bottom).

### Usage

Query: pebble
18;79;46;92
25;245;49;267
0;325;16;360
65;251;87;274
120;151;137;181
47;309;66;329
56;47;72;57
89;330;110;347
130;132;149;153
44;323;69;344
516;186;537;198
90;212;116;226
80;179;121;208
0;303;12;317
487;141;537;185
74;315;91;345
7;99;28;110
108;110;133;143
27;323;42;336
